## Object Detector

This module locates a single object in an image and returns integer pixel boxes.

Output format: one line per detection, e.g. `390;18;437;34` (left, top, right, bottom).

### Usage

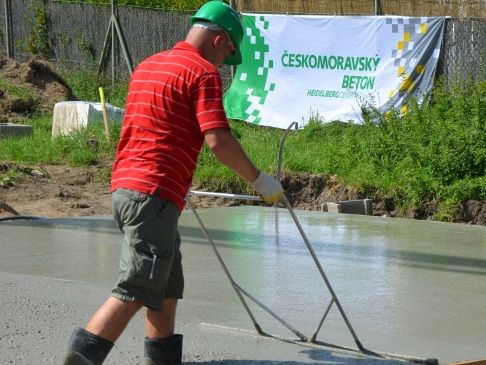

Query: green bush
25;0;50;57
282;76;486;214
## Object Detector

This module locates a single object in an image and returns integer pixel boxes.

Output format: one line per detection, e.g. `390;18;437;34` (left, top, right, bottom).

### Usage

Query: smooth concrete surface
0;207;485;364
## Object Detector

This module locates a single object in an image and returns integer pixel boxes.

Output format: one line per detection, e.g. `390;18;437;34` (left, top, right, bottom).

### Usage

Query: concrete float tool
187;190;439;365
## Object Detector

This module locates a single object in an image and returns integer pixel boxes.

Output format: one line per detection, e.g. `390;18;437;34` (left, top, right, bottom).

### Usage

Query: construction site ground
1;208;485;364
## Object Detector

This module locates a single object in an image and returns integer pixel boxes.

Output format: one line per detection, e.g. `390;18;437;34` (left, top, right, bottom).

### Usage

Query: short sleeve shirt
111;42;230;211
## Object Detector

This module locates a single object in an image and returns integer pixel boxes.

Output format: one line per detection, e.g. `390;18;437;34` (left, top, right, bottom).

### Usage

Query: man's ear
213;34;225;48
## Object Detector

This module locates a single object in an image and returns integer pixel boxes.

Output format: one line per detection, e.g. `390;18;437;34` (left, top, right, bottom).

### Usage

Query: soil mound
0;55;75;122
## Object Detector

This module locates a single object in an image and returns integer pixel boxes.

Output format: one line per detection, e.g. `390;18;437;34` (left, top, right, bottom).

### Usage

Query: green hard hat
190;1;244;65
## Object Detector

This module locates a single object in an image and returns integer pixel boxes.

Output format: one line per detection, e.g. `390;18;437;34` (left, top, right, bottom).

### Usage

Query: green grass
1;67;485;222
0;168;21;188
0;75;37;101
0;115;120;168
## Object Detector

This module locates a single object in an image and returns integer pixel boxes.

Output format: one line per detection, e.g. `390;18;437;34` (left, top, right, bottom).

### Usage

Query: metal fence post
230;0;236;79
98;0;133;83
111;0;116;86
374;0;381;15
4;0;13;58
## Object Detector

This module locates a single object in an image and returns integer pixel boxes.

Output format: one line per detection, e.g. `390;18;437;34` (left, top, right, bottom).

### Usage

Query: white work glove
250;171;284;203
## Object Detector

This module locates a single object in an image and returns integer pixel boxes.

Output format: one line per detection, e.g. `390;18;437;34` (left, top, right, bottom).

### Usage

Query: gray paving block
322;199;373;215
0;123;33;137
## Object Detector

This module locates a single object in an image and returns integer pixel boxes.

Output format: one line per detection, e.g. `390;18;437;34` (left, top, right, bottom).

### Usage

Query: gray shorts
111;188;184;310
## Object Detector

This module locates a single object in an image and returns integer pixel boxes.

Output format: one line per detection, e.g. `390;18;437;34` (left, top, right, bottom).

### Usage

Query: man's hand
250;171;284;203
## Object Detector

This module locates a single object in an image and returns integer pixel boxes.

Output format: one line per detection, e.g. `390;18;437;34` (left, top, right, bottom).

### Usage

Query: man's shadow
183;347;413;364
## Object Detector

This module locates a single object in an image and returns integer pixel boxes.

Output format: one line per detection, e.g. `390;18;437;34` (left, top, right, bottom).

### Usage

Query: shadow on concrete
183;346;412;365
185;357;406;364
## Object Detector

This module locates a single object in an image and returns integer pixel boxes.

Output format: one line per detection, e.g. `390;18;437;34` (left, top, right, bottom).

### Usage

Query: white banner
224;15;445;128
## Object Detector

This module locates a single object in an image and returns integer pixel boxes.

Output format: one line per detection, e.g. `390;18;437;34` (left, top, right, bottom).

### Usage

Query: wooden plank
449;360;486;365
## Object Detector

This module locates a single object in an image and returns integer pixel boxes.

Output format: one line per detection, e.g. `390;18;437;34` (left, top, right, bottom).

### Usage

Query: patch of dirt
0;166;484;226
0;164;112;218
452;200;486;225
0;55;75;122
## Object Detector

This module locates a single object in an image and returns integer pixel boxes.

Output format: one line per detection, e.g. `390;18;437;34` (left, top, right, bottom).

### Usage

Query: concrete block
326;202;342;213
322;199;373;216
0;123;33;138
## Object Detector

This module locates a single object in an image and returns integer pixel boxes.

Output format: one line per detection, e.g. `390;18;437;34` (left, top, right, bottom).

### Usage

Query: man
62;1;284;364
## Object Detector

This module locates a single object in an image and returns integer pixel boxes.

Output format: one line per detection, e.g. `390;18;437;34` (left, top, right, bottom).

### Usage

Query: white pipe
189;190;261;201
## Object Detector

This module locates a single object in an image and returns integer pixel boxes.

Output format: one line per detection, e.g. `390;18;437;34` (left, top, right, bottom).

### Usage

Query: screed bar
187;190;438;365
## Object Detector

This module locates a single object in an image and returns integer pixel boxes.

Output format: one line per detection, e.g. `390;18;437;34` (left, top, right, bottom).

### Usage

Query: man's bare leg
144;298;182;364
62;297;142;364
86;297;143;342
145;298;178;338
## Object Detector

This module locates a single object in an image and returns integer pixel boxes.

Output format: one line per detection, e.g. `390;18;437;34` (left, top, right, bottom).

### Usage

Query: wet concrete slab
0;206;485;364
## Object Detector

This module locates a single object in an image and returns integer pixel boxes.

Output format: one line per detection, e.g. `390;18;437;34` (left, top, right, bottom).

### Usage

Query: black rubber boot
61;327;114;365
171;334;182;364
144;334;183;365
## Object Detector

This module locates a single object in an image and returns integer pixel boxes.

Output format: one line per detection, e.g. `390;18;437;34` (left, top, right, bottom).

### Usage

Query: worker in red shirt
62;1;283;364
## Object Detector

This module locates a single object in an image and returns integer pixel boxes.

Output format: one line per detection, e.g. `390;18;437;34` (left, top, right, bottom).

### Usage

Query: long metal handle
276;121;298;181
275;121;298;240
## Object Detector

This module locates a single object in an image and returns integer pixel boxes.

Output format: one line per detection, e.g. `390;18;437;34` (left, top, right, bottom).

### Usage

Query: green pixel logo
224;15;275;125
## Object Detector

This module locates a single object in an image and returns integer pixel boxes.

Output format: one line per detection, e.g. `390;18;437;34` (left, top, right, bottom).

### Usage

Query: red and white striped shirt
111;42;230;211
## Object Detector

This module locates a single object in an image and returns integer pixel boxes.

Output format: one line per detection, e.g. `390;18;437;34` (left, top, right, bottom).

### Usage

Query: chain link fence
437;18;486;81
234;0;486;17
0;0;485;84
0;1;192;67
